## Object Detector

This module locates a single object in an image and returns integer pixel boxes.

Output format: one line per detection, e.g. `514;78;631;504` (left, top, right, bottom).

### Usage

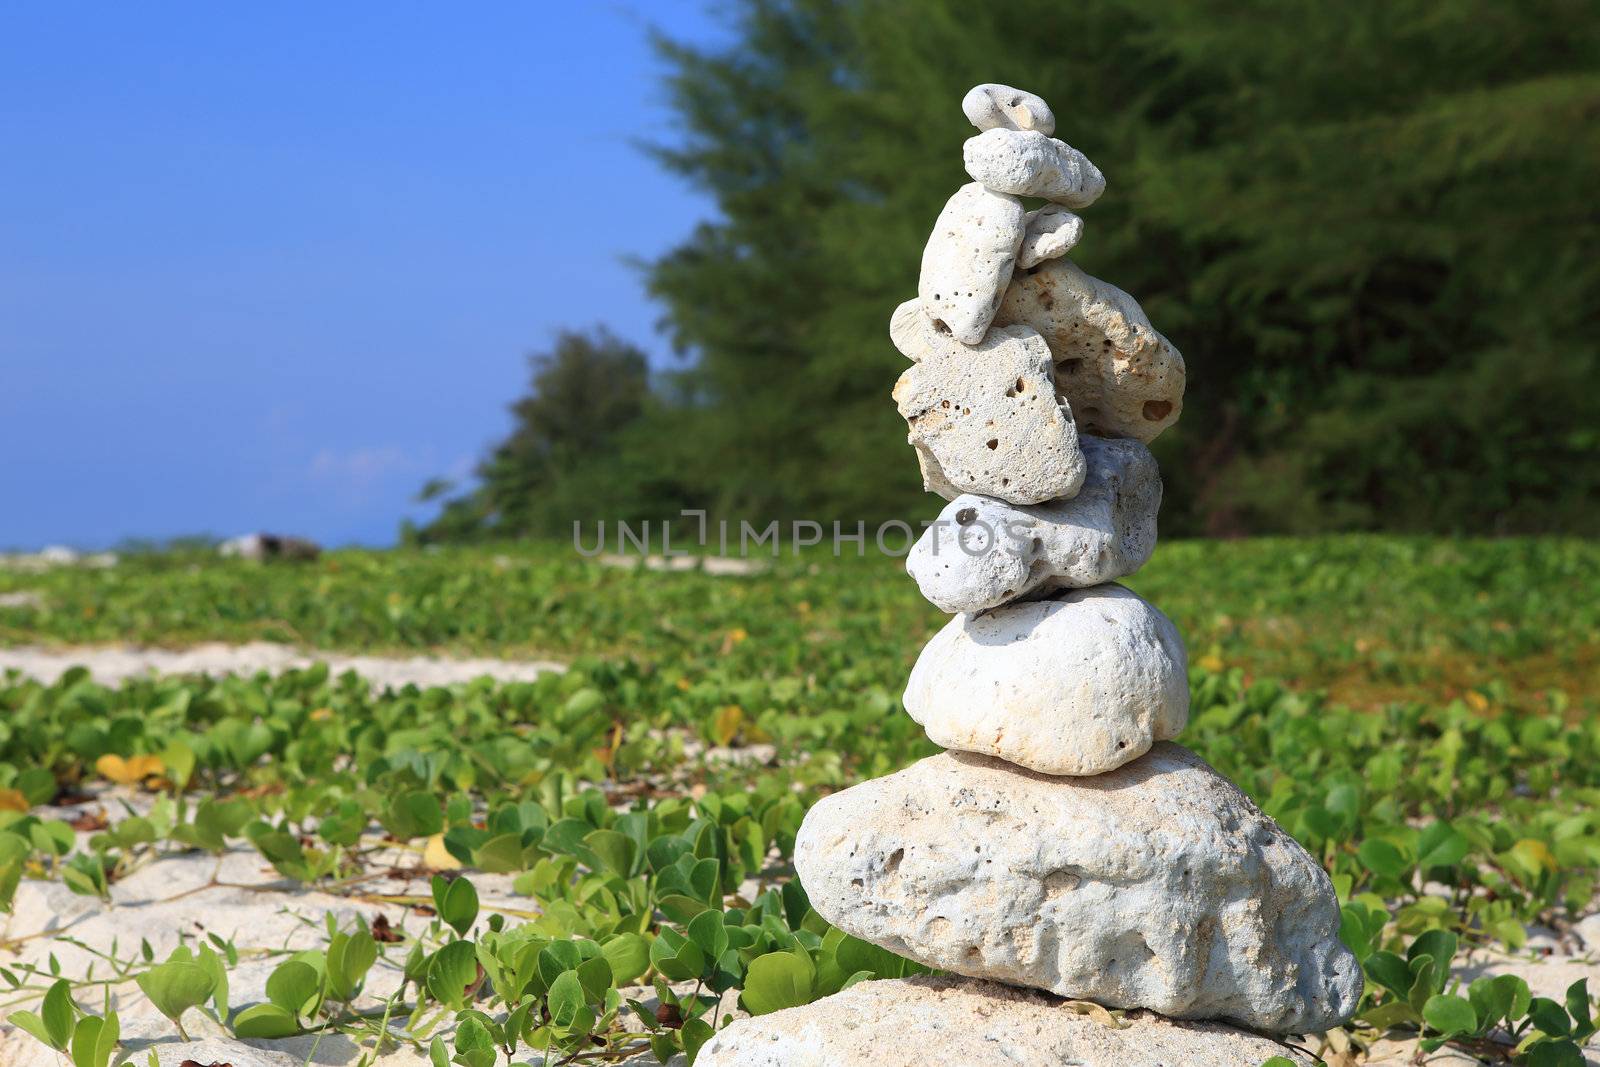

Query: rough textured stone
1018;204;1084;269
795;744;1363;1034
903;584;1186;774
696;977;1304;1067
961;83;1056;136
906;435;1160;613
917;183;1026;344
996;258;1186;442
893;323;1085;505
964;129;1106;209
888;297;941;362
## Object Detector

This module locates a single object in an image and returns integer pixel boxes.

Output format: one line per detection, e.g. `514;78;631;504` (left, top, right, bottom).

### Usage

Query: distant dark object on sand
218;533;322;562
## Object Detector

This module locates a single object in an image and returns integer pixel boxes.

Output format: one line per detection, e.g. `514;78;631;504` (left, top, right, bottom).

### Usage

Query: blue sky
0;4;724;550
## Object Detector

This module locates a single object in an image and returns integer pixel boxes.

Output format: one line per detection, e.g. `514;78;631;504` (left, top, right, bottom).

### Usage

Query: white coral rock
903;583;1187;774
964;128;1106;209
795;743;1364;1034
917;182;1026;345
697;976;1300;1067
1018;204;1085;269
892;322;1085;505
996;258;1186;441
906;436;1160;613
961;83;1056;135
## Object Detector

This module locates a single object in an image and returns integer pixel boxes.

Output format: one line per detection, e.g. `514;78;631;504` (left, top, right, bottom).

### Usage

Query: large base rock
695;976;1305;1067
794;744;1362;1034
903;584;1187;775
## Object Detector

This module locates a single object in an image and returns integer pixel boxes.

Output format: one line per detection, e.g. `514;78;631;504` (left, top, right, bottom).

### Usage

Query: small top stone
962;83;1056;136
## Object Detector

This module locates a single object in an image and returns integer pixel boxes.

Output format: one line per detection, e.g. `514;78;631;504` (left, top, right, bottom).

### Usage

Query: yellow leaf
1197;654;1225;673
1464;691;1489;712
95;754;165;785
592;722;624;767
423;833;461;871
0;788;29;813
675;677;692;691
310;707;334;722
1060;1000;1129;1029
712;705;744;747
1510;838;1557;874
728;627;748;644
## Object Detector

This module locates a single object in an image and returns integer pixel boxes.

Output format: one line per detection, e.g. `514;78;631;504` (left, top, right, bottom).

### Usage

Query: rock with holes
695;975;1298;1067
1019;205;1084;270
964;129;1106;209
962;83;1057;136
917;183;1027;345
906;437;1161;614
892;323;1085;504
794;743;1363;1033
996;258;1185;442
904;583;1186;774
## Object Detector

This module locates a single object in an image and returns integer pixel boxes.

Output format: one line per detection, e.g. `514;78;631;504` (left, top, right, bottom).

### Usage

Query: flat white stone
893;323;1085;505
997;258;1186;441
906;435;1160;613
696;976;1301;1067
794;744;1363;1034
964;129;1106;209
1018;204;1084;269
961;83;1056;136
917;183;1026;344
903;583;1186;775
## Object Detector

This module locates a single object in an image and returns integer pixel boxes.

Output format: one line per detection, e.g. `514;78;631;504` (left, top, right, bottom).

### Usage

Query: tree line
410;0;1600;543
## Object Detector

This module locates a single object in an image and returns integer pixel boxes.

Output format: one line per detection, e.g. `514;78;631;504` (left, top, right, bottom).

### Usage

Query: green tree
412;329;682;541
643;0;1600;535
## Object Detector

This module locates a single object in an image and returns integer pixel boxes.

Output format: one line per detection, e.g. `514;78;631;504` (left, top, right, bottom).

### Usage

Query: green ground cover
0;536;1597;1064
3;536;1596;713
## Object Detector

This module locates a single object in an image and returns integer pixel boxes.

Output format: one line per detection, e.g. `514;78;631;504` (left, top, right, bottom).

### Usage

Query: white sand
0;641;563;689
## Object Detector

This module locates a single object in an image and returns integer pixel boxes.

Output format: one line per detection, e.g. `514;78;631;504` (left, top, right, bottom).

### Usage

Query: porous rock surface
893;323;1085;504
964;128;1106;209
1018;204;1084;269
906;435;1160;613
794;744;1363;1033
917;182;1026;344
902;584;1187;774
996;257;1186;442
962;83;1056;136
695;976;1302;1067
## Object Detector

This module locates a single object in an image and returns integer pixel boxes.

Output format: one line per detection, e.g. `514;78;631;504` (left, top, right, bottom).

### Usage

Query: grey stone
906;435;1160;613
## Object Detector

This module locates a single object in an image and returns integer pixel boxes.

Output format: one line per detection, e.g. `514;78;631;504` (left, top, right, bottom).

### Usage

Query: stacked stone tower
700;84;1360;1066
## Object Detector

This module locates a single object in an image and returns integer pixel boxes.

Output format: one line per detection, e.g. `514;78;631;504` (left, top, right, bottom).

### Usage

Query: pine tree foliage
422;0;1599;538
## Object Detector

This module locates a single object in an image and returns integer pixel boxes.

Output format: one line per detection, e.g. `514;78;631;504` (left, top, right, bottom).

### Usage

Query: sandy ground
0;639;1594;1062
0;641;564;688
0;783;720;1066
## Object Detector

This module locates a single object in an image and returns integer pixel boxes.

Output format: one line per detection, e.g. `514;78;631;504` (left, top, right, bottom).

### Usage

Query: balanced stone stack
698;84;1361;1066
